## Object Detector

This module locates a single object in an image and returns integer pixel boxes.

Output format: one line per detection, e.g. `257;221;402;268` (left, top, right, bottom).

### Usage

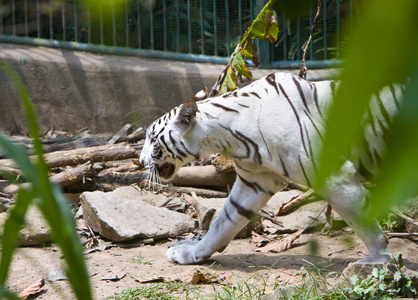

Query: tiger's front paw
166;241;210;265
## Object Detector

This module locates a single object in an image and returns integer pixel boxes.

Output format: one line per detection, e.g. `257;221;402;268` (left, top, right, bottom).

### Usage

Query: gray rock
265;190;341;232
80;187;195;242
193;197;261;238
0;205;52;246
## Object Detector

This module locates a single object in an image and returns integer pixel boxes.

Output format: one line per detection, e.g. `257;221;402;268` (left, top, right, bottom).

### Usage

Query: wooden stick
394;209;418;228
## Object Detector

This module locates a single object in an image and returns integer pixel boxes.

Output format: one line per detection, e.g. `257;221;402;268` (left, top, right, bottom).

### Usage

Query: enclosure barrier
0;0;356;68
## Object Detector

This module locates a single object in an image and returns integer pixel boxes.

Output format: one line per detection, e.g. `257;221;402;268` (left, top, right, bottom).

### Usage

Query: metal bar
149;0;154;50
296;16;300;60
176;0;179;52
163;0;167;51
226;0;230;56
199;0;204;54
188;0;192;53
309;3;313;60
238;0;242;37
62;1;66;41
213;0;218;55
282;11;286;61
12;0;16;36
87;4;91;43
336;0;340;59
100;6;103;44
125;0;129;47
112;0;116;45
49;0;53;39
137;0;141;48
323;0;327;60
36;0;40;38
0;0;3;35
24;0;28;36
74;0;78;42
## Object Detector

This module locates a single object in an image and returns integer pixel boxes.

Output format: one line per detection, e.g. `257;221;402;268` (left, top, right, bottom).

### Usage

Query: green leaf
233;54;252;80
314;0;418;210
225;66;237;91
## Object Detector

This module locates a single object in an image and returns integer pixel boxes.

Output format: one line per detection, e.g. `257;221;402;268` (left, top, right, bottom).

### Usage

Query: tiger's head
139;87;208;182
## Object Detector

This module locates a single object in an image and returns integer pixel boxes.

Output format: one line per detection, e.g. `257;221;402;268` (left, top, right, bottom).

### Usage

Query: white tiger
139;72;402;265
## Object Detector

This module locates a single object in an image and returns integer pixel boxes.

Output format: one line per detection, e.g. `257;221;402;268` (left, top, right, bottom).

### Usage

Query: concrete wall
0;43;339;134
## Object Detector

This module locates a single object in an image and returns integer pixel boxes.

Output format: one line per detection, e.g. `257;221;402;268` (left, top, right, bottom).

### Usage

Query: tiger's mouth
156;163;176;180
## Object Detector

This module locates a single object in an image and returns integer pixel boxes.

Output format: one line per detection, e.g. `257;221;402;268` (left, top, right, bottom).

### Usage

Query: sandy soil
5;231;418;300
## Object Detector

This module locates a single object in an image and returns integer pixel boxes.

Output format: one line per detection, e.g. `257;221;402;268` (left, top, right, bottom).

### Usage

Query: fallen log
166;186;228;198
0;143;142;170
3;162;105;195
173;165;236;188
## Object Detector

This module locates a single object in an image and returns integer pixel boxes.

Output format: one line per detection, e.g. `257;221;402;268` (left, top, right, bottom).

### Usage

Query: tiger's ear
178;99;198;125
191;86;208;101
177;87;207;125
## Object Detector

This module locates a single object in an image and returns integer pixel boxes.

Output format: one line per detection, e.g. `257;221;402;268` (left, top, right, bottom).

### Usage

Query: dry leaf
134;268;229;285
261;228;305;253
183;270;229;284
18;278;45;299
274;189;314;215
102;268;126;281
251;231;269;247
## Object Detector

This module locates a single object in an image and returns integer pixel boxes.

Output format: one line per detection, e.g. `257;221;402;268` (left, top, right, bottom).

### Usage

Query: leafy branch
209;0;279;96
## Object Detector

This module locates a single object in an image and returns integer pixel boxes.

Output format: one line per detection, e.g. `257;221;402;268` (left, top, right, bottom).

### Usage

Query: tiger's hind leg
321;161;390;263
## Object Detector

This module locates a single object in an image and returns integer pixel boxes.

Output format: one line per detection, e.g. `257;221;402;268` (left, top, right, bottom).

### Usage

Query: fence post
256;0;271;69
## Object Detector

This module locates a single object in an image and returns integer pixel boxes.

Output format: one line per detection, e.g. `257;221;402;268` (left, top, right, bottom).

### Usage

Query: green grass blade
315;0;418;190
0;62;92;299
0;188;34;285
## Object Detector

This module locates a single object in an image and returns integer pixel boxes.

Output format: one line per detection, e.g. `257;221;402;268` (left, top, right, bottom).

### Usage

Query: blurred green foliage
0;62;92;300
315;0;418;216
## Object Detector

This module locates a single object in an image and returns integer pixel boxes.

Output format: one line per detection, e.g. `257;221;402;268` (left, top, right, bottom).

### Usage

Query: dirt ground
5;230;418;300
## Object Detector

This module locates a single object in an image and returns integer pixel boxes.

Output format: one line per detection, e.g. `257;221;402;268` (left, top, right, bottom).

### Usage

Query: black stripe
204;112;218;119
375;92;392;127
373;149;383;168
241;92;250;97
237;174;274;196
305;112;324;142
159;135;177;160
377;118;391;144
265;73;279;95
389;84;402;111
168;130;187;158
358;158;374;181
235;130;262;165
303;124;318;174
180;140;199;160
250;92;262;99
330;81;337;97
279;83;309;157
279;154;289;177
238;103;250;108
211;103;239;113
367;105;377;136
313;85;323;118
229;196;256;220
299;156;312;187
292;76;311;114
224;208;235;224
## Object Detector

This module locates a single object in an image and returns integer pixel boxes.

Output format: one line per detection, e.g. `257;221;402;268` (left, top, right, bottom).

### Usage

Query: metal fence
0;0;357;68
